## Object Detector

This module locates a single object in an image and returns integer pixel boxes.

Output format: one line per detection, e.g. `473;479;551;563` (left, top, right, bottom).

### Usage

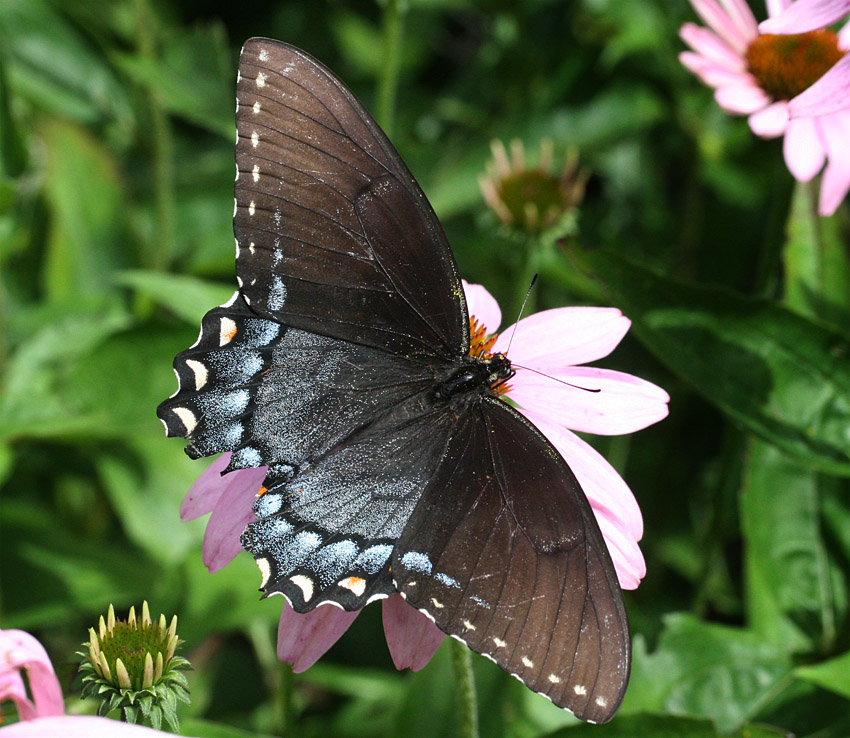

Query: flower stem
450;638;479;738
375;0;407;138
247;619;292;735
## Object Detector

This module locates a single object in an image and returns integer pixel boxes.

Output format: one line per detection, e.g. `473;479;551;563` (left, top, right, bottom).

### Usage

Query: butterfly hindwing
393;398;630;723
234;39;467;358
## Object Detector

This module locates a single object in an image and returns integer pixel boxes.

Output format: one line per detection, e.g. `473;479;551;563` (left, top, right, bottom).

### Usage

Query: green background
0;0;848;736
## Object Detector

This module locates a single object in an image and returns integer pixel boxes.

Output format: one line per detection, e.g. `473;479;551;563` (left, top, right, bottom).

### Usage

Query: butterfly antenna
504;274;538;356
511;363;601;393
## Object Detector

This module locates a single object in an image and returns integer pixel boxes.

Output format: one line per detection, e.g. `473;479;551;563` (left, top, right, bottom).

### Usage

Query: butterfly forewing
393;399;630;723
234;39;467;358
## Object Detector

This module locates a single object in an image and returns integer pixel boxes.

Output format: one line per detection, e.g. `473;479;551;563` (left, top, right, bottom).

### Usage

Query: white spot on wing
290;575;314;602
219;317;237;346
252;164;260;183
430;598;444;609
253;101;261;114
249;242;256;254
594;696;608;708
257;557;272;588
574;684;587;696
172;407;197;434
251;130;259;148
185;359;208;390
258;48;269;62
547;674;561;684
339;577;367;597
492;637;506;648
462;620;476;631
248;200;256;216
256;72;267;88
522;656;534;668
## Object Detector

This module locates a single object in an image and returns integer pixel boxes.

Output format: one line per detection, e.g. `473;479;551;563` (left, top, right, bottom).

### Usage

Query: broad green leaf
623;614;791;733
96;433;203;565
783;181;850;331
112;23;233;138
542;713;789;737
116;270;234;324
40;118;129;301
181;719;279;738
0;0;132;125
555;248;850;475
742;439;840;653
795;651;850;698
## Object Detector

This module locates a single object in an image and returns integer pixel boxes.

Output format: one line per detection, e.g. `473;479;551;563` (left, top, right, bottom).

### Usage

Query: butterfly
157;38;630;723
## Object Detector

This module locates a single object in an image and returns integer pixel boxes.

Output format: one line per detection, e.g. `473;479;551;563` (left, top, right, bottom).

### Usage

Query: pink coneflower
0;628;179;736
183;281;669;672
679;0;850;215
760;0;850;117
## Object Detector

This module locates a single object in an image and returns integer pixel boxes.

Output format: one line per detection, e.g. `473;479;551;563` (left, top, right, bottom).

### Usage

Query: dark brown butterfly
157;38;630;723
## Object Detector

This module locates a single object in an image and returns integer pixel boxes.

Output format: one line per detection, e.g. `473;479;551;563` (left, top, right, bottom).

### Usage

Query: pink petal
462;281;502;333
789;55;850;118
748;101;791;137
718;0;759;42
0;716;185;737
202;465;267;572
679;23;747;71
680;52;754;88
783;116;827;180
0;670;37;721
518;412;646;589
509;366;670;436
715;83;772;113
494;307;630;370
689;0;754;54
180;452;233;521
382;595;444;671
818;111;850;214
0;630;64;719
759;0;850;33
277;602;359;672
766;0;793;19
840;21;850;48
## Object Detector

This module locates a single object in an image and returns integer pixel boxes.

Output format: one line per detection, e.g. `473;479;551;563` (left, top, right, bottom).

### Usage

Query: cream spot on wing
252;164;260;183
256;72;267;88
492;637;506;648
234;238;240;258
594;696;608;708
430;598;444;609
219;317;238;345
290;575;314;602
547;674;562;684
339;576;366;597
462;620;476;631
256;557;271;588
251;130;259;148
573;684;587;696
258;48;269;62
253;101;261;114
521;656;533;668
249;242;256;254
185;359;208;390
248;200;256;216
172;407;197;434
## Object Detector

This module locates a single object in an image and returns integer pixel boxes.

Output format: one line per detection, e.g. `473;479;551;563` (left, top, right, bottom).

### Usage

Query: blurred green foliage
0;0;848;736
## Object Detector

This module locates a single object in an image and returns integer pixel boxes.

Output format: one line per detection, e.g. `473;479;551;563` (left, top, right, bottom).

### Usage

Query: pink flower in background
760;0;850;117
0;628;180;736
679;0;850;215
184;281;668;671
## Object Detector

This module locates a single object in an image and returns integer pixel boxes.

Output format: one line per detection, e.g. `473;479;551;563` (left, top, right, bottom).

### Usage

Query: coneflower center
746;31;844;100
468;316;512;397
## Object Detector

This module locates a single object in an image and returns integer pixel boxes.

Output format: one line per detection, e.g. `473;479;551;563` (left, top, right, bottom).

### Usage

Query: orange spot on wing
256;485;267;496
225;324;238;341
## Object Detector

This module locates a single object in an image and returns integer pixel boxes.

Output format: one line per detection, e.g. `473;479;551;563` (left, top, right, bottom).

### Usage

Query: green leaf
115;270;235;324
623;614;792;733
554;247;850;475
181;718;280;738
742;439;841;653
542;713;790;737
40;118;129;301
795;651;850;698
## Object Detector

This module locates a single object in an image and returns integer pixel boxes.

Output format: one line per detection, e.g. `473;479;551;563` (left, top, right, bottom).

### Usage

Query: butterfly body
158;38;630;723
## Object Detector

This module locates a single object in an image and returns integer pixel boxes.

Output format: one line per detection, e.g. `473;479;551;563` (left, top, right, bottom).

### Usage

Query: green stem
247;619;293;734
450;638;479;738
375;0;406;137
